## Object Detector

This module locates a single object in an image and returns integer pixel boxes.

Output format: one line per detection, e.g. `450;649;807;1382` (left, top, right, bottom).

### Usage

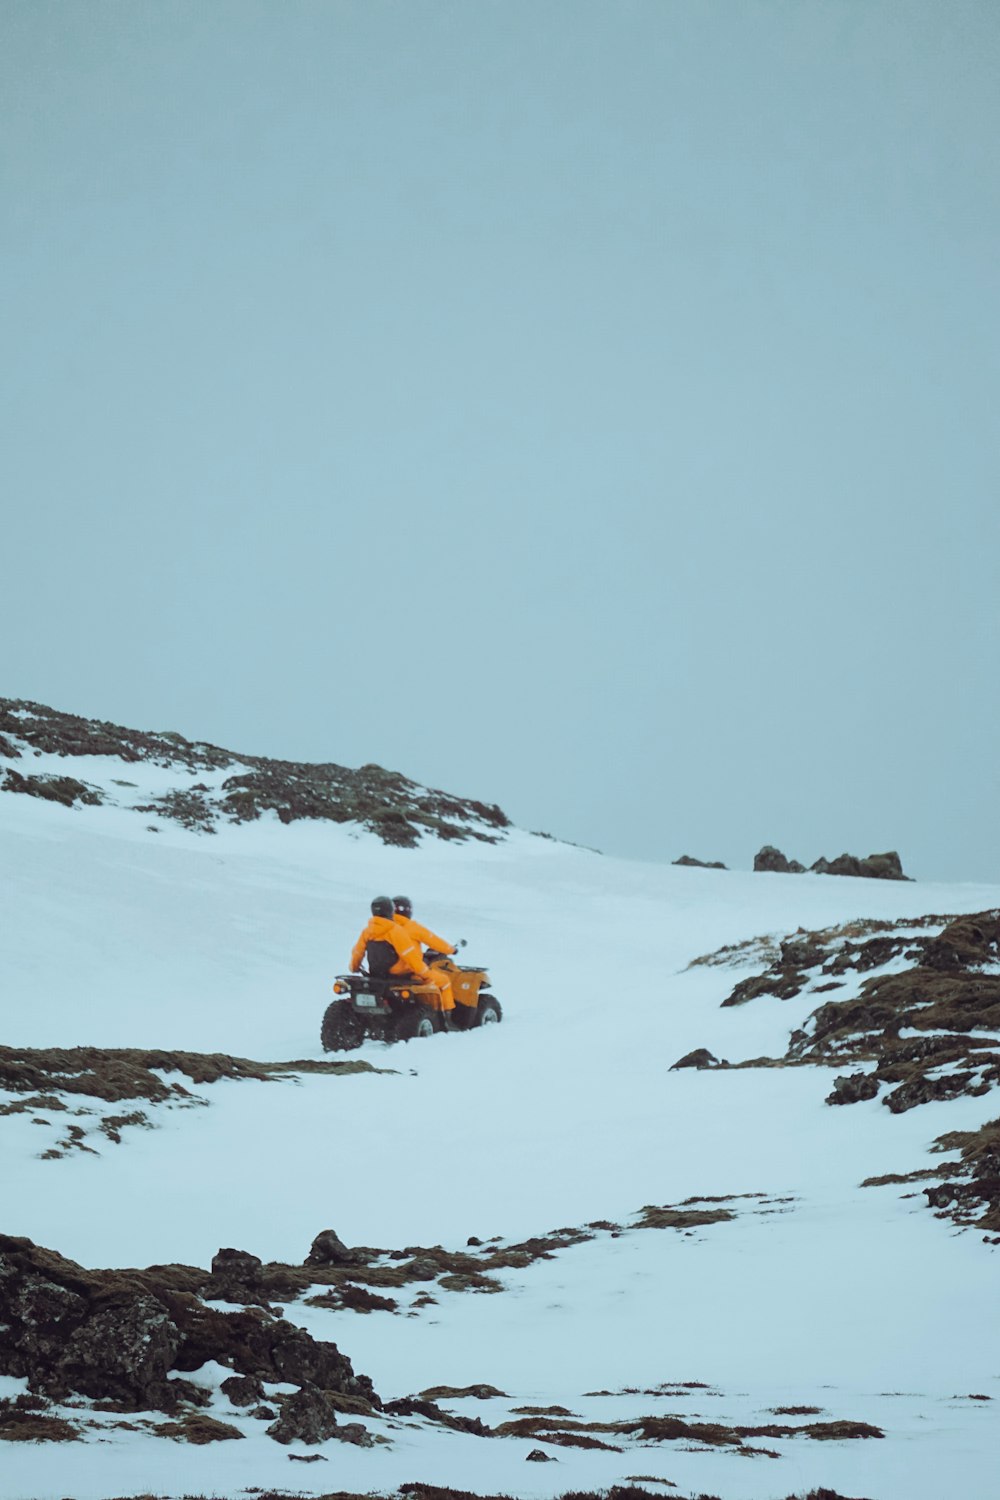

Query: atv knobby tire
321;999;366;1053
394;1005;440;1043
476;993;502;1026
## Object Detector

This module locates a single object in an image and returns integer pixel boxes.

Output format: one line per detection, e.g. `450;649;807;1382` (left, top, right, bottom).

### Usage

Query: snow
3;773;1000;1499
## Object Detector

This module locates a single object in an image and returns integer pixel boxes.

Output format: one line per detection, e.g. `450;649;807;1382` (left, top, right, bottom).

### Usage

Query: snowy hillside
2;709;1000;1500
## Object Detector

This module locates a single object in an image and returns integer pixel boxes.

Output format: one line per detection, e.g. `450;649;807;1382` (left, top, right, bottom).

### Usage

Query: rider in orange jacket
393;895;456;1014
351;899;428;977
350;897;455;1014
392;896;454;958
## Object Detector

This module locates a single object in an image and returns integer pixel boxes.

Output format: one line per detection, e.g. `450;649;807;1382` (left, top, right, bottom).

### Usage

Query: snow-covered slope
2;725;1000;1500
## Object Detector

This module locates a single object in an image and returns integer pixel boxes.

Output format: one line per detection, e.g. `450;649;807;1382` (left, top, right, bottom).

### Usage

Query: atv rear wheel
475;993;502;1027
394;1005;440;1043
321;999;366;1052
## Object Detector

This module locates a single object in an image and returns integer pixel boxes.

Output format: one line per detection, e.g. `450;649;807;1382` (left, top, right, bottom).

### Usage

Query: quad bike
320;950;502;1052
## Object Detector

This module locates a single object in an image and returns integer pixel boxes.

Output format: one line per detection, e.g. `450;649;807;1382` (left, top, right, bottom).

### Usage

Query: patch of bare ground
584;1382;716;1396
0;1047;388;1155
488;1411;881;1452
420;1384;508;1400
149;1412;244;1443
0;1394;80;1442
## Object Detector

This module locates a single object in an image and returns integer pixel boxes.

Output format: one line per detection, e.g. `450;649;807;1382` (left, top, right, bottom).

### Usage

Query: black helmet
371;895;394;918
393;895;413;918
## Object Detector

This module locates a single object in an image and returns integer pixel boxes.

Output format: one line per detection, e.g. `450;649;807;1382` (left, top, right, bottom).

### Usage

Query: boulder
305;1229;358;1267
826;1072;881;1106
207;1247;266;1305
220;1374;265;1407
670;1048;721;1070
753;845;804;874
267;1385;342;1445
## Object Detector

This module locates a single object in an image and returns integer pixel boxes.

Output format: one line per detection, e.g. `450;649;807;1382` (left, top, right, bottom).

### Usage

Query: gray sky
3;0;998;881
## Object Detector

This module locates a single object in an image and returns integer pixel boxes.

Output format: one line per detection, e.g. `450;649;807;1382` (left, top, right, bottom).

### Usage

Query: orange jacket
393;913;455;957
350;916;429;978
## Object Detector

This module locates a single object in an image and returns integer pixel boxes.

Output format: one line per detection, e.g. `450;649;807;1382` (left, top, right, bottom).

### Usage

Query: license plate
354;993;379;1009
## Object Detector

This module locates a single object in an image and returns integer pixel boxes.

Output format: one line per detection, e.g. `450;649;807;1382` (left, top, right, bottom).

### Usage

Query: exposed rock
753;845;909;880
385;1396;492;1436
0;1233;378;1420
405;1257;443;1281
0;697;510;847
670;1048;721;1070
884;1072;978;1114
220;1373;265;1407
826;1072;881;1105
420;1383;508;1400
207;1248;267;1305
754;845;805;873
780;939;825;970
0;1045;380;1112
526;1447;557;1460
672;854;727;870
812;850;909;881
267;1385;343;1445
922;913;1000;971
306;1229;359;1267
1;768;103;809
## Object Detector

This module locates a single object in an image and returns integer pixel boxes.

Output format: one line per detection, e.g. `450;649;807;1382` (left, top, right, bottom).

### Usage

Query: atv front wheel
321;1000;366;1052
475;993;502;1027
394;1005;440;1043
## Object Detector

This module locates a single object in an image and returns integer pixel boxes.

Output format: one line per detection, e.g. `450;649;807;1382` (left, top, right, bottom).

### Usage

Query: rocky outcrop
670;1048;722;1070
753;844;910;879
672;855;727;870
753;846;806;873
0;1233;377;1421
267;1385;373;1446
0;698;510;847
704;910;1000;1138
811;850;909;881
305;1229;361;1267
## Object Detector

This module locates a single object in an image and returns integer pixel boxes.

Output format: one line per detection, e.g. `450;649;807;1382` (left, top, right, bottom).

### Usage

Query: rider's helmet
370;895;394;918
393;895;413;918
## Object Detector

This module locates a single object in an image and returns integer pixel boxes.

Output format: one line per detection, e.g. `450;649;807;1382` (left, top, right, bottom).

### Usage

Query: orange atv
320;950;502;1051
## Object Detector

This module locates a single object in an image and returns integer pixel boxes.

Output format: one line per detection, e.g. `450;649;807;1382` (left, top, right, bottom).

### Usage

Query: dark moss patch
1;767;103;808
0;1045;386;1109
385;1397;491;1437
305;1285;399;1314
634;1206;735;1230
150;1412;244;1443
420;1384;508;1400
0;1395;80;1443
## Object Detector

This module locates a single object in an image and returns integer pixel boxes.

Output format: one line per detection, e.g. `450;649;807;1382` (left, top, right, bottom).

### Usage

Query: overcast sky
3;0;998;881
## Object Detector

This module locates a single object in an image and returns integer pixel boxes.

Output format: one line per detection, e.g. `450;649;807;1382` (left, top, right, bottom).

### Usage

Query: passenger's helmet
370;895;394;918
393;895;413;918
